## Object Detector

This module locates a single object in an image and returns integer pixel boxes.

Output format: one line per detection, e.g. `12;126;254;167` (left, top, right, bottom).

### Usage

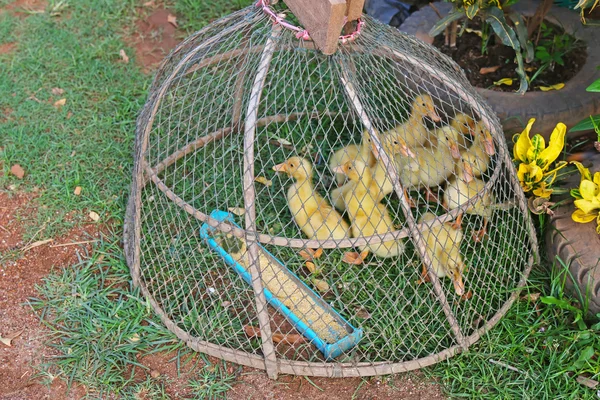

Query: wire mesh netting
124;3;539;378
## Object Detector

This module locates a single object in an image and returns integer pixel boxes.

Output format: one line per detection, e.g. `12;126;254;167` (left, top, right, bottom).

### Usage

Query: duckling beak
483;131;496;156
449;140;461;160
400;142;416;158
272;162;288;173
452;270;465;296
463;161;474;183
428;106;441;123
331;165;345;175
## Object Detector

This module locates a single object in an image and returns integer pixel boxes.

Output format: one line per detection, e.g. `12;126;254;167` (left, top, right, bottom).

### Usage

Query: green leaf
509;12;533;62
571;345;595;370
429;10;465;37
586;78;600;92
569;115;600;132
466;3;480;19
485;8;519;50
571;188;582;199
484;8;528;93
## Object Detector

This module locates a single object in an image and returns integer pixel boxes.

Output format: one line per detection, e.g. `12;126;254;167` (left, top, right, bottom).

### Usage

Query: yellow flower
533;182;554;198
571;168;600;228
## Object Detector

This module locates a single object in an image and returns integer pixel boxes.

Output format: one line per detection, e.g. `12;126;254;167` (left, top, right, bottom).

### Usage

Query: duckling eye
422;102;426;107
348;166;353;170
289;163;295;168
393;140;399;145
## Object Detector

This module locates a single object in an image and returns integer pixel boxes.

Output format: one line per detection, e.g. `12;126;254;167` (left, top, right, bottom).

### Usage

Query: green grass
2;0;600;399
30;234;188;396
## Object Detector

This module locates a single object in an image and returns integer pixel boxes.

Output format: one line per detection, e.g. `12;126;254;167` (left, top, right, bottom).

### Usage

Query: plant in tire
429;0;560;94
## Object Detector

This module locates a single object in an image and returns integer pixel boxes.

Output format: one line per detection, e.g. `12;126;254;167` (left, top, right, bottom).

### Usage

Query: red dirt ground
3;0;47;17
0;192;91;400
127;3;180;73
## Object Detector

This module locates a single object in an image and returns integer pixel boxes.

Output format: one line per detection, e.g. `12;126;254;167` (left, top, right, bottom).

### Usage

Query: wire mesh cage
124;2;539;378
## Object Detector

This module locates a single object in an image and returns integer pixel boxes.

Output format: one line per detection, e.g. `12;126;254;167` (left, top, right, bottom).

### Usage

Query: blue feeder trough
199;209;363;360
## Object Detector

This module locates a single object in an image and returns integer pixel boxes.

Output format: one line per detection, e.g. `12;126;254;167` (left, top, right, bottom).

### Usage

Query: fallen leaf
228;207;245;216
299;248;323;261
119;49;129;64
480;65;501;75
493;78;513;86
305;261;317;274
73;186;82;196
521;292;541;302
528;197;555;215
576;375;598;389
167;14;178;27
143;0;155;6
465;27;482;37
129;333;140;342
150;370;160;378
66;112;73;119
312;278;330;293
272;137;292;146
255;176;272;187
89;211;100;222
355;307;371;319
461;290;473;301
10;164;24;179
243;325;306;345
595;141;600;152
538;83;565;91
524;66;536;72
51;87;64;95
0;329;23;347
54;98;67;108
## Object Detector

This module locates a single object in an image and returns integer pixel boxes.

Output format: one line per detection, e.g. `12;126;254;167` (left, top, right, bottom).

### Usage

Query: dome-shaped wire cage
124;2;539;378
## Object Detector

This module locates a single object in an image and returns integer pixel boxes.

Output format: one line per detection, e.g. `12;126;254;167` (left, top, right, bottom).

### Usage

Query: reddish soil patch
3;0;47;17
127;5;180;72
229;368;445;400
433;19;587;92
0;43;16;55
0;192;95;400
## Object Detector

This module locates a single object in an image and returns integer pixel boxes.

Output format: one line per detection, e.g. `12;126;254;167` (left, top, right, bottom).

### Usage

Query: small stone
150;370;160;378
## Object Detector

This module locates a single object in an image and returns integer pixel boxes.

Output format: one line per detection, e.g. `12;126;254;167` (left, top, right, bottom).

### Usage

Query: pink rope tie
255;0;364;44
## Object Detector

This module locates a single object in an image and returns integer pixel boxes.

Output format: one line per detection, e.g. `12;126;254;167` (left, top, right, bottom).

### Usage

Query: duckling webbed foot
416;264;431;285
449;212;463;231
425;188;440;204
471;219;488;243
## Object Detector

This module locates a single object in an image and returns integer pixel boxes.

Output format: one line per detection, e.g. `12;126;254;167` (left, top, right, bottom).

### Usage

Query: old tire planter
546;152;600;317
399;0;600;141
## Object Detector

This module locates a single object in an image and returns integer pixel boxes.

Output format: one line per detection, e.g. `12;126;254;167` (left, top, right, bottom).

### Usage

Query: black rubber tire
545;153;600;317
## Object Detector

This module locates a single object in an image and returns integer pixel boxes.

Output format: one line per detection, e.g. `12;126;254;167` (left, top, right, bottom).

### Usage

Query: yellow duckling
332;160;405;265
386;94;441;149
329;129;376;186
396;125;461;205
427;112;475;150
443;159;495;242
418;212;466;296
460;120;496;178
272;157;350;245
331;135;414;211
